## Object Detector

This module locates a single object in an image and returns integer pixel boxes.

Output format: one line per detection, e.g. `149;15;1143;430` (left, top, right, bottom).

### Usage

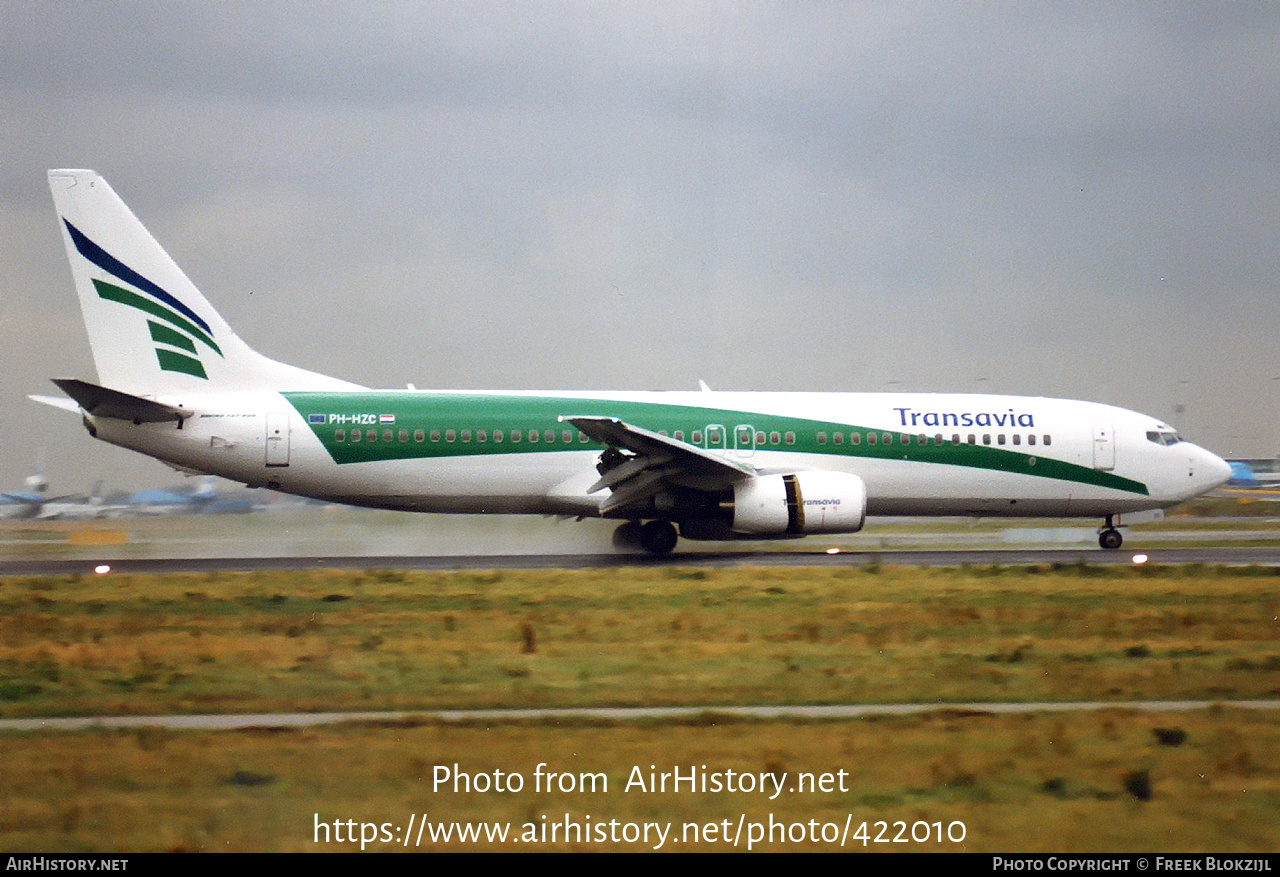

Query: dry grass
2;563;1278;851
2;707;1277;852
1;565;1278;717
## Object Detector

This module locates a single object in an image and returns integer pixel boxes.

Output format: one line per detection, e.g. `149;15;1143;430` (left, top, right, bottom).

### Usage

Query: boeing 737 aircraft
0;473;50;520
32;169;1231;554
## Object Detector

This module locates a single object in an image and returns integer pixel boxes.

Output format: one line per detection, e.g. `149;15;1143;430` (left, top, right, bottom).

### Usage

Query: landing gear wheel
1099;528;1123;550
612;520;644;551
639;520;679;556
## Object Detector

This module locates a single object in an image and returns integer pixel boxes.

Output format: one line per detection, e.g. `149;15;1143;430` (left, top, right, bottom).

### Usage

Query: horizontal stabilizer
50;378;188;423
28;394;81;414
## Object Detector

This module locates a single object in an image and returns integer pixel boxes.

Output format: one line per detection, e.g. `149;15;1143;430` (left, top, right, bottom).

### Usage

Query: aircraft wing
559;415;755;514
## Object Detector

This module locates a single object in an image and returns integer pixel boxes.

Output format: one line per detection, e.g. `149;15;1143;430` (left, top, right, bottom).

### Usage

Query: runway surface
2;545;1279;576
6;699;1280;733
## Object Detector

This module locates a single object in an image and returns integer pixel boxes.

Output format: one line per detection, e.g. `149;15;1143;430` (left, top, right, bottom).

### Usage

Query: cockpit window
1146;430;1181;446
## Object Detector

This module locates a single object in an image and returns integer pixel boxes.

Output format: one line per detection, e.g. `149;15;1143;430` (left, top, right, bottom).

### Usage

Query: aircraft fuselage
86;388;1227;524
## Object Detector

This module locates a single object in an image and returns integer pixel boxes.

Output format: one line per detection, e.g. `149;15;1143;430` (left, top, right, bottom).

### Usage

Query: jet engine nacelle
730;471;867;535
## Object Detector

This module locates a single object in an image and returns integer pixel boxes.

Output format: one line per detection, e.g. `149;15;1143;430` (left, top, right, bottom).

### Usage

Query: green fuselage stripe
283;393;1150;496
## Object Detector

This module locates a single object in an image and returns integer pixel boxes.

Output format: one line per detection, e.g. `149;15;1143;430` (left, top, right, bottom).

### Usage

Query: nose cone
1201;449;1232;493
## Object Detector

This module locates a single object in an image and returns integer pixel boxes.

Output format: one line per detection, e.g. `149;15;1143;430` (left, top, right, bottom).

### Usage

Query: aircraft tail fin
48;169;360;395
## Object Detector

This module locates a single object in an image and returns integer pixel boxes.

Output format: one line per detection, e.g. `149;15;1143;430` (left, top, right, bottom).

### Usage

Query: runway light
94;564;111;575
826;548;841;554
1131;554;1148;565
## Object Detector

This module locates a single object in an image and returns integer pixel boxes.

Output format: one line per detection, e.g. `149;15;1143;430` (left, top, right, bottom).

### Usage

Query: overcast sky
3;2;1279;494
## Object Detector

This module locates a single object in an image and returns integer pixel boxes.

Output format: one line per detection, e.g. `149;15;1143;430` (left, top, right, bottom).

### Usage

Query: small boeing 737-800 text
33;170;1231;554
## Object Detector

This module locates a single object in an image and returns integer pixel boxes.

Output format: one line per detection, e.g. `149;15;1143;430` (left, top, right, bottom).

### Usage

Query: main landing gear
613;520;679;556
1098;515;1123;550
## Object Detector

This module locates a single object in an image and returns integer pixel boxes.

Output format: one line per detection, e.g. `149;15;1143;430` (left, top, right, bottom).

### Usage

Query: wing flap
588;454;661;494
597;467;672;514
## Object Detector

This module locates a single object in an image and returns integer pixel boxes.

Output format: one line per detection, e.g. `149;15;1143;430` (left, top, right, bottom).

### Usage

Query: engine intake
729;471;867;535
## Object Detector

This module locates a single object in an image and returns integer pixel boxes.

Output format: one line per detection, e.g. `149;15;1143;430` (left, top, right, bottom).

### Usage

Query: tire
612;520;643;550
639;520;678;556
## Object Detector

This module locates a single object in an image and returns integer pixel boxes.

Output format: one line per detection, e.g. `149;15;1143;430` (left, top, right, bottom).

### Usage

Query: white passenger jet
33;169;1230;554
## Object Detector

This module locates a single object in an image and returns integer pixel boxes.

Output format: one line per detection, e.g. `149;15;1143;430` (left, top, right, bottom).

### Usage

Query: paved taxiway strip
5;700;1280;733
2;546;1280;577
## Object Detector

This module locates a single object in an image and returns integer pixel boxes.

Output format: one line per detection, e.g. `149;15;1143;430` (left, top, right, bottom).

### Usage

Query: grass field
0;561;1278;851
2;708;1278;852
2;564;1279;717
